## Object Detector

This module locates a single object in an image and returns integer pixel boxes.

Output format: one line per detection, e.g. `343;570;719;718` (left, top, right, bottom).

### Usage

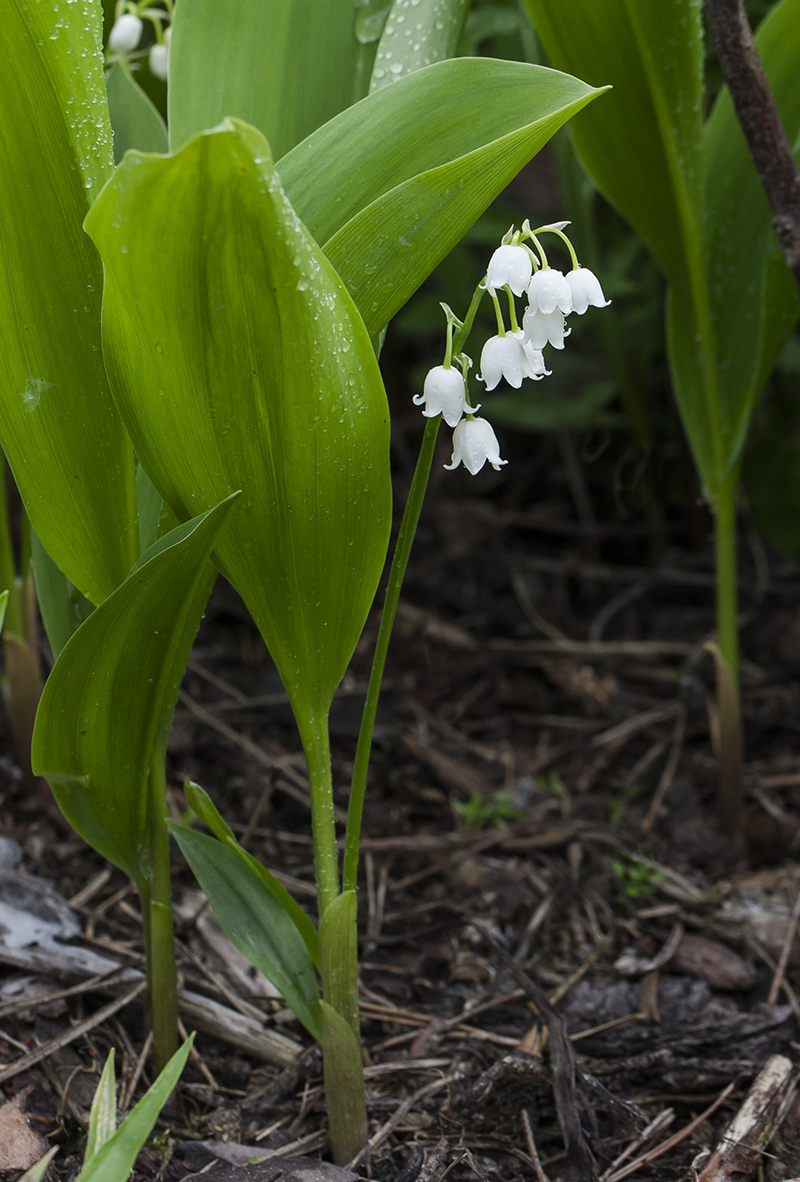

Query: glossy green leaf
84;1050;117;1166
77;1037;193;1182
85;120;392;745
169;0;359;156
171;825;323;1040
106;61;168;162
278;59;606;335
0;1;138;605
525;0;704;295
31;498;236;888
370;0;469;91
185;780;320;967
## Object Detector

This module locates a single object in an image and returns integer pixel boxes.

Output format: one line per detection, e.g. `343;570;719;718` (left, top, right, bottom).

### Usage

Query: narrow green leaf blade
19;1148;59;1182
77;1037;193;1182
169;0;359;156
31;497;237;885
370;0;469;91
85;121;392;736
84;1050;117;1165
106;61;168;161
0;1;138;604
184;780;320;967
172;826;323;1040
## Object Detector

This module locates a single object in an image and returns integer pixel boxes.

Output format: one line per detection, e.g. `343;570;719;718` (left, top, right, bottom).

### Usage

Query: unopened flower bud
150;41;169;80
109;12;143;53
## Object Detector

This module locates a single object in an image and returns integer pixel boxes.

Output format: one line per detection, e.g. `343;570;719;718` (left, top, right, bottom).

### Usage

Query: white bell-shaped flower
528;268;573;315
109;12;143;52
444;418;508;475
486;244;533;297
519;335;551;378
566;267;611;314
413;365;479;428
522;305;570;351
479;334;538;390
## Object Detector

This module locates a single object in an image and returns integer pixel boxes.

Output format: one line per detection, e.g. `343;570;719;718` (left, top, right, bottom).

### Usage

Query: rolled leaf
31;497;237;888
85;120;392;743
0;0;137;604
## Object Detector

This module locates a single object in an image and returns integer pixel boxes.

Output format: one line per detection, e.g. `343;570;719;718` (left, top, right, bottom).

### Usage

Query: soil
3;287;800;1182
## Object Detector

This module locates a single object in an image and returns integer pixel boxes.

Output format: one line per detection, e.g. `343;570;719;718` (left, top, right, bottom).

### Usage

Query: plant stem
714;474;739;690
305;722;340;915
713;473;743;833
344;286;485;893
343;415;440;892
146;760;178;1075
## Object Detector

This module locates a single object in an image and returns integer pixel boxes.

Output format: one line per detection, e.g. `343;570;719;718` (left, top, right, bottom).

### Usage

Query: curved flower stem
343;286;484;892
342;415;439;893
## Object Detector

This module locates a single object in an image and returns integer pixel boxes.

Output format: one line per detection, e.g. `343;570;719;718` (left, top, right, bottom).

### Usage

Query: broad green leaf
171;826;323;1040
85;120;392;744
370;0;470;91
77;1037;193;1182
31;532;94;661
185;780;320;967
0;1;138;605
525;0;704;297
701;0;800;464
278;59;605;335
31;498;236;888
84;1050;117;1165
169;0;360;156
136;465;165;557
106;61;168;162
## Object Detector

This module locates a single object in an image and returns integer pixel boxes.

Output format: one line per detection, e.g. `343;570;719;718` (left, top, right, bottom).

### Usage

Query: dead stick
605;1083;735;1182
768;889;800;1005
704;0;800;296
522;1108;551;1182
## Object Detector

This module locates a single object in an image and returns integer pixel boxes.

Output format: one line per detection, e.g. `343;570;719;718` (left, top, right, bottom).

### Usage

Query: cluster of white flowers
108;4;171;81
413;224;609;475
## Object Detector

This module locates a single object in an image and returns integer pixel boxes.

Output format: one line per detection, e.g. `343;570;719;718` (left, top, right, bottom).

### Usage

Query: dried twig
705;0;800;295
521;1108;551;1182
768;889;800;1005
345;1072;460;1171
0;979;147;1085
605;1083;735;1182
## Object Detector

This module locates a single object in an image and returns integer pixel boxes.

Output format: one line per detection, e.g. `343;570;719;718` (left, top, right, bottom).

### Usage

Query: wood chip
0;1090;49;1170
